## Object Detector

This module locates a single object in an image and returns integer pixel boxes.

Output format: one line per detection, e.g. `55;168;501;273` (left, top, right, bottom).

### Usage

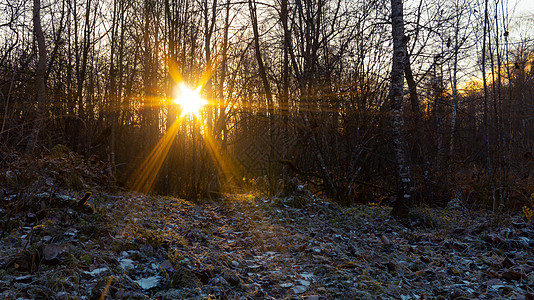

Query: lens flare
174;83;207;116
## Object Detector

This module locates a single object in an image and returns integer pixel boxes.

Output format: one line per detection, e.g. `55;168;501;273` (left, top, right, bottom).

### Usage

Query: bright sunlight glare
174;83;207;117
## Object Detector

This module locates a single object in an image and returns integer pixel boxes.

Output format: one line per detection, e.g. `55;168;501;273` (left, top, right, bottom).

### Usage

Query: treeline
0;0;533;210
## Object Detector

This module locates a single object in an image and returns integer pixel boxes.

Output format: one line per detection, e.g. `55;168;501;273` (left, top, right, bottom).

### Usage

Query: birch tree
390;0;415;218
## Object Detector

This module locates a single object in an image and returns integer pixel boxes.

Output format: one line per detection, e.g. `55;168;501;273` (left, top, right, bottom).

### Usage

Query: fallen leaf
486;278;505;289
85;268;107;277
14;275;32;283
118;258;135;270
297;279;311;287
43;243;62;261
292;285;307;294
134;275;161;290
501;269;526;281
501;257;514;268
280;282;293;288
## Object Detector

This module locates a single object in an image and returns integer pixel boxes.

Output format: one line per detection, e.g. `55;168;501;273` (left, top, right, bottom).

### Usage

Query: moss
51;144;72;158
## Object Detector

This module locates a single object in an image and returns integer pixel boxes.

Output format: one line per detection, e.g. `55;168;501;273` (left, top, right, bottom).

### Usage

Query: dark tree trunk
26;0;47;155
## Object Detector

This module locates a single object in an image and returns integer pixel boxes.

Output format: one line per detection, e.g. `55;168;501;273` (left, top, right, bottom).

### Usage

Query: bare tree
389;0;415;218
26;0;47;155
481;0;495;210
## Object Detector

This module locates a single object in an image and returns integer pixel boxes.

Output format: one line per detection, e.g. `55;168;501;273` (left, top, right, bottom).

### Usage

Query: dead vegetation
1;151;534;299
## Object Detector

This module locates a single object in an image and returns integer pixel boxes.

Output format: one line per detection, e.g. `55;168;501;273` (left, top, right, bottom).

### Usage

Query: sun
174;83;207;117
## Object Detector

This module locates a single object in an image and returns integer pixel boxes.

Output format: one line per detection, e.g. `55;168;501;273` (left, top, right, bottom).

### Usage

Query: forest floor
1;152;534;299
2;190;534;299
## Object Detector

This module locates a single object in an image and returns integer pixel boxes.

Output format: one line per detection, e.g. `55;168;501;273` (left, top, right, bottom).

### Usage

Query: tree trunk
249;0;275;194
26;0;47;155
389;0;414;219
449;12;459;168
481;0;495;211
280;0;290;127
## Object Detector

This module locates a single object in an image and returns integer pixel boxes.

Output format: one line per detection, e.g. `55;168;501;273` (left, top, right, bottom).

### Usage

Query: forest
1;0;534;298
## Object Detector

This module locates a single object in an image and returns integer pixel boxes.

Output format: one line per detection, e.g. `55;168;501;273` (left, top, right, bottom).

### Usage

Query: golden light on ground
174;83;207;117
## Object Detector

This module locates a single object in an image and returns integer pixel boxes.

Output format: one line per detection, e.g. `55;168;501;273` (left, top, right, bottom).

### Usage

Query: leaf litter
0;151;534;299
1;190;534;299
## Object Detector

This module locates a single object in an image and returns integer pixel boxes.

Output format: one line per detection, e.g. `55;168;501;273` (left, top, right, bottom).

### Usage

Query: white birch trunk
390;0;415;218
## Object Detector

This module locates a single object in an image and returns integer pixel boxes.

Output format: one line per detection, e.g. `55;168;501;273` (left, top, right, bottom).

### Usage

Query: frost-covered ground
1;190;533;299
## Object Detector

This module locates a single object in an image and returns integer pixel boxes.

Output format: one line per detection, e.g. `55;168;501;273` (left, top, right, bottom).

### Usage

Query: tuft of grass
407;205;449;229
